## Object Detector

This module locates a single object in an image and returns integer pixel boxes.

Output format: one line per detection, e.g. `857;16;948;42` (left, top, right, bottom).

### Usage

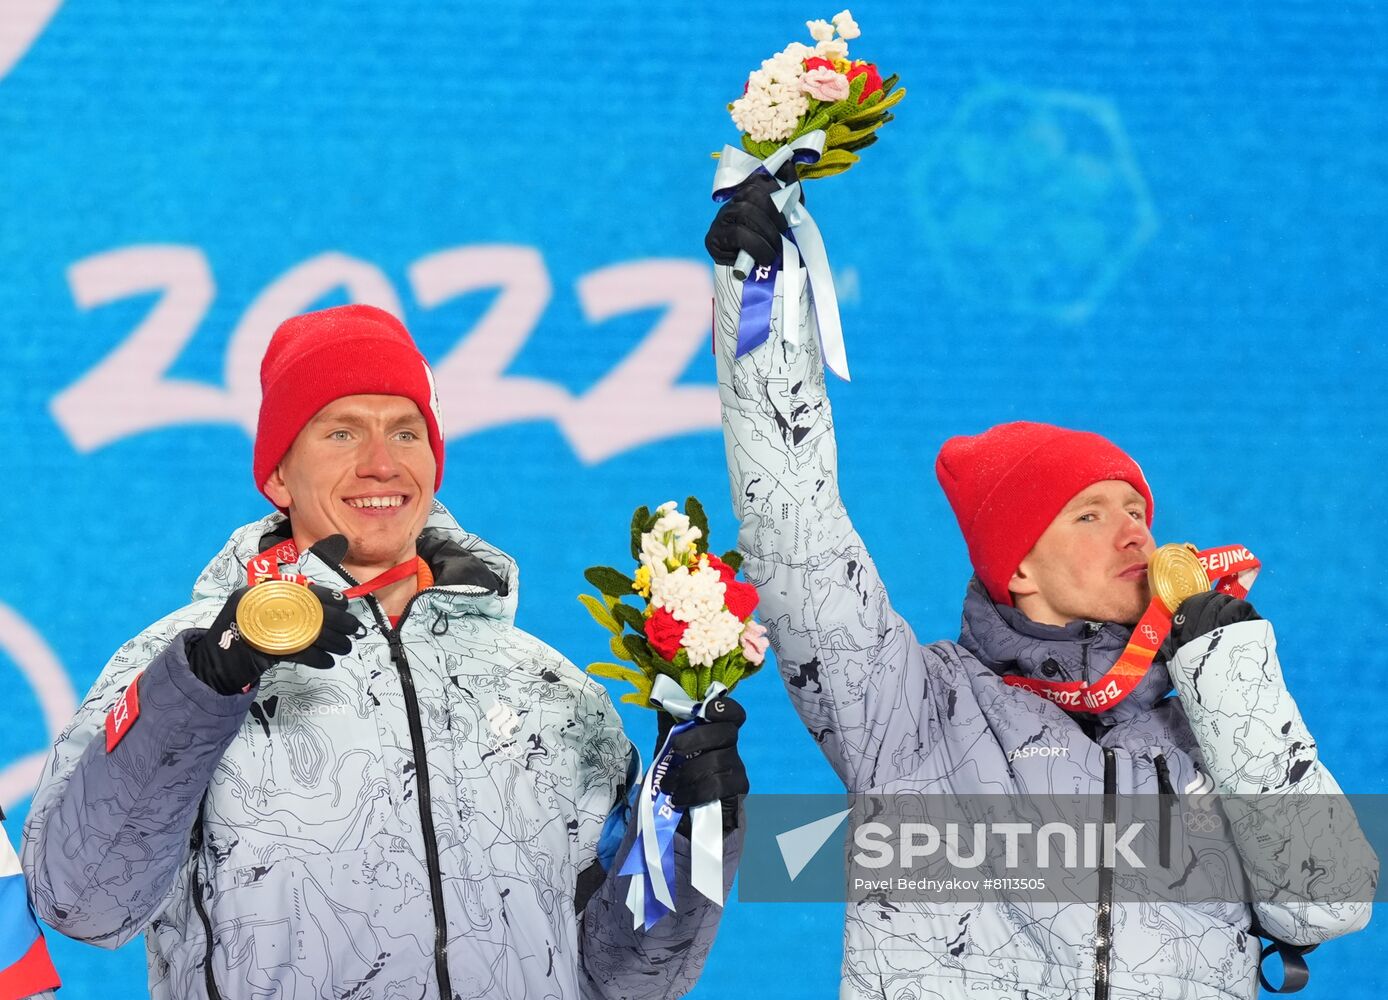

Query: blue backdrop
1;1;1384;995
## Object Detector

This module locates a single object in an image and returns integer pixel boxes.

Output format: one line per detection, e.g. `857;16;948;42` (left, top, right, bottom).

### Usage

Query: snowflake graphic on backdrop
916;84;1157;322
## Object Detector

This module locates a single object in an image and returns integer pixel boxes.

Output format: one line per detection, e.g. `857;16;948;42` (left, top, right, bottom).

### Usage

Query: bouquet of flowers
722;9;904;179
711;11;904;380
579;498;768;707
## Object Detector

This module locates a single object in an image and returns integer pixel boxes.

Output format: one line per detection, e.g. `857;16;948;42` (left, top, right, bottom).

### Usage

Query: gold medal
1148;543;1212;614
236;580;324;655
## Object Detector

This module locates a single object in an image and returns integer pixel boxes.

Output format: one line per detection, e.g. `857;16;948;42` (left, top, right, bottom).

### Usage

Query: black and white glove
704;167;796;269
655;696;750;832
187;536;363;695
1165;591;1262;655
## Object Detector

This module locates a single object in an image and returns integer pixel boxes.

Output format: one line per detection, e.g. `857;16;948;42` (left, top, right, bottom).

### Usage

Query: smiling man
705;181;1374;999
22;304;746;999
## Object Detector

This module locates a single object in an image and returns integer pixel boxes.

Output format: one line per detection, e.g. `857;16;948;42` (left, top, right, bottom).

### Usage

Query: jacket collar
190;500;520;626
956;577;1172;725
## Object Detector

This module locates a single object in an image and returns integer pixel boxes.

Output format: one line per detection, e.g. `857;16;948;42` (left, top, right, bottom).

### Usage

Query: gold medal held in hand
236;580;324;655
1148;543;1212;614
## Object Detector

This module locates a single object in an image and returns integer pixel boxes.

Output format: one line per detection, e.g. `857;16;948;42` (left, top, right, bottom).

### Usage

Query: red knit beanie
935;421;1153;605
253;304;445;498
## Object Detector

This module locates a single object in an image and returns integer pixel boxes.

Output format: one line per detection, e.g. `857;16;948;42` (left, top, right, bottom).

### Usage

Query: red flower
705;554;738;586
704;554;758;619
724;581;759;621
645;607;688;662
803;57;837;74
846;62;883;103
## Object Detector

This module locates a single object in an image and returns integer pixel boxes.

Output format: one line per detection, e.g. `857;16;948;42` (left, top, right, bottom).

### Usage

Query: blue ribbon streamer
617;718;694;930
619;678;730;930
735;258;779;356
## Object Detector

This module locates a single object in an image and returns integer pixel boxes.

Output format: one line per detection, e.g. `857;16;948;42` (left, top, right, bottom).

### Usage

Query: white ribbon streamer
712;131;850;380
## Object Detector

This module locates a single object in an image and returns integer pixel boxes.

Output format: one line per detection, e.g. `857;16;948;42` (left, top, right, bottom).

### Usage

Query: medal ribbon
1002;544;1261;713
246;539;423;598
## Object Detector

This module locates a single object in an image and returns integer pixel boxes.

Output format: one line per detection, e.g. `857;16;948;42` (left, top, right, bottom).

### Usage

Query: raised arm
707;183;955;791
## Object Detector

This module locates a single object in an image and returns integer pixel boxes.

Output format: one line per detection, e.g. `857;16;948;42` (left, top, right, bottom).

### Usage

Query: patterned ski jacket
712;264;1374;1000
22;504;736;999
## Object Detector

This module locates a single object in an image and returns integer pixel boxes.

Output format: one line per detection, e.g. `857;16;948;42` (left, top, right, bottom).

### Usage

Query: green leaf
649;651;683;681
720;549;743;572
577;593;621;635
629;505;650;560
798;162;852;180
798;149;860;180
840;133;880;154
620;688;655;708
685;496;709;554
623;634;658;671
610;635;635;663
584;566;635;598
840;87;904;127
680;668;701;700
612;602;646;635
586;662;648;686
825;120;886;151
790;107;834;142
709;649;738;688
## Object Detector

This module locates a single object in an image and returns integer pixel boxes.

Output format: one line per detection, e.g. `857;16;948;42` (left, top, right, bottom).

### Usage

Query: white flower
682;610;744;667
731;78;808;142
649;562;727;624
806;18;834;41
638;501;702;570
816;38;849;61
832;10;861;39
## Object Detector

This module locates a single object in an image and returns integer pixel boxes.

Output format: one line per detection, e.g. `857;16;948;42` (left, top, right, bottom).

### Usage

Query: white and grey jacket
713;261;1374;1000
22;504;738;999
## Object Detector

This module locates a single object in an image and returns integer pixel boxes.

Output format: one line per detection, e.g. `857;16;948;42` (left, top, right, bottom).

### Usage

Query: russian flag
0;821;58;999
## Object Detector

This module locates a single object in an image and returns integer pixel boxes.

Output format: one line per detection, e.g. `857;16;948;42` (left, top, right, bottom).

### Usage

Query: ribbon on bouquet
618;675;730;930
711;130;850;380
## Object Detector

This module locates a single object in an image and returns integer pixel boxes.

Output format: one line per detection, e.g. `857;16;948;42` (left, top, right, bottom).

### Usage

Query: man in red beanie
22;304;747;999
705;185;1373;999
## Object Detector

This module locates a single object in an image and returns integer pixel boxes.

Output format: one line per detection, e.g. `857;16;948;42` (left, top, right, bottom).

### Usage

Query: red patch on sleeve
105;673;143;753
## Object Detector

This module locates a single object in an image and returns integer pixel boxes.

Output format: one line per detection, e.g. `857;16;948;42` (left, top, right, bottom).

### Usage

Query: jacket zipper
1153;754;1174;869
365;590;455;1000
322;560;457;997
1093;747;1116;1000
190;803;223;1000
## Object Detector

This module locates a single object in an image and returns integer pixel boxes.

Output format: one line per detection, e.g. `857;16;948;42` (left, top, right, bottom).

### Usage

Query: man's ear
263;463;293;509
1008;558;1040;600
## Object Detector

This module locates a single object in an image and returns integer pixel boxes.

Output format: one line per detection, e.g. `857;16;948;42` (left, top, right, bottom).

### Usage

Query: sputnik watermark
853;821;1145;870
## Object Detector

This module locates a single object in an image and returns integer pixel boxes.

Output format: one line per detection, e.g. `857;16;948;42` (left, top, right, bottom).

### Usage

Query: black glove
655;696;749;832
705;167;797;269
1165;591;1262;654
187;583;361;695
